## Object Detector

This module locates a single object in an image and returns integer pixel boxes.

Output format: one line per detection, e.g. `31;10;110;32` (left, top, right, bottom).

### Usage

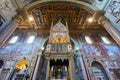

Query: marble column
32;52;42;80
98;16;120;46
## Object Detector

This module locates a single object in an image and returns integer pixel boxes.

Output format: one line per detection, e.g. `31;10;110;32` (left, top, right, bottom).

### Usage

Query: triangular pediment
52;21;67;31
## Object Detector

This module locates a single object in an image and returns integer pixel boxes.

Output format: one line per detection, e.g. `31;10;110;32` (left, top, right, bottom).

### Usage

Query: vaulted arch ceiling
25;0;98;13
15;0;103;30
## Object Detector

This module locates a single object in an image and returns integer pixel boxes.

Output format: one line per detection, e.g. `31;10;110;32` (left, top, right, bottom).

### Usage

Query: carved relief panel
0;0;16;20
105;0;120;31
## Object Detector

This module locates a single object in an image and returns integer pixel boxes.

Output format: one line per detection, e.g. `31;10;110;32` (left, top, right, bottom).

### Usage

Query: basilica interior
0;0;120;80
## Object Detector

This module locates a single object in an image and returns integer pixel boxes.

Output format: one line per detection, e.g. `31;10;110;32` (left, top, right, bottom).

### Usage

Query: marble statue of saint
46;45;50;52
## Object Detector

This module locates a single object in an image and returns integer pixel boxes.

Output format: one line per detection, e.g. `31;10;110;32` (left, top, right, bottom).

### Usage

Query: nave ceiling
1;0;120;32
14;0;102;30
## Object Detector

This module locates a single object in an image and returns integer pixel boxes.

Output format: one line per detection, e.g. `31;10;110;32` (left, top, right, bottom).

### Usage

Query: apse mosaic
83;44;102;56
16;45;36;56
103;45;120;56
0;45;16;55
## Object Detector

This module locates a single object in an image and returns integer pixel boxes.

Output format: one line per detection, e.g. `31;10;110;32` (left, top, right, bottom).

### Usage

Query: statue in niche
68;44;72;52
57;45;62;52
107;0;120;17
46;45;51;52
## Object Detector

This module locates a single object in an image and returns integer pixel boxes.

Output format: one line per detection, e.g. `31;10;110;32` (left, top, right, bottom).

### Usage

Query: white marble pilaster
98;15;120;46
32;52;42;80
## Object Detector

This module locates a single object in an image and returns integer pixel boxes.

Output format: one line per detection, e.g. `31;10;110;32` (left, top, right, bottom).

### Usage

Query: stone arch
25;0;98;14
91;61;110;80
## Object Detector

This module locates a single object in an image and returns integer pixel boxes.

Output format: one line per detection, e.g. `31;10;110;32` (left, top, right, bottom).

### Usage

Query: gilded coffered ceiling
29;2;91;29
14;1;101;30
0;0;119;33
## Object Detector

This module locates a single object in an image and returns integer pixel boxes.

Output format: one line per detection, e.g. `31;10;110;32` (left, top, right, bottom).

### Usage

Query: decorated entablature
45;21;73;53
